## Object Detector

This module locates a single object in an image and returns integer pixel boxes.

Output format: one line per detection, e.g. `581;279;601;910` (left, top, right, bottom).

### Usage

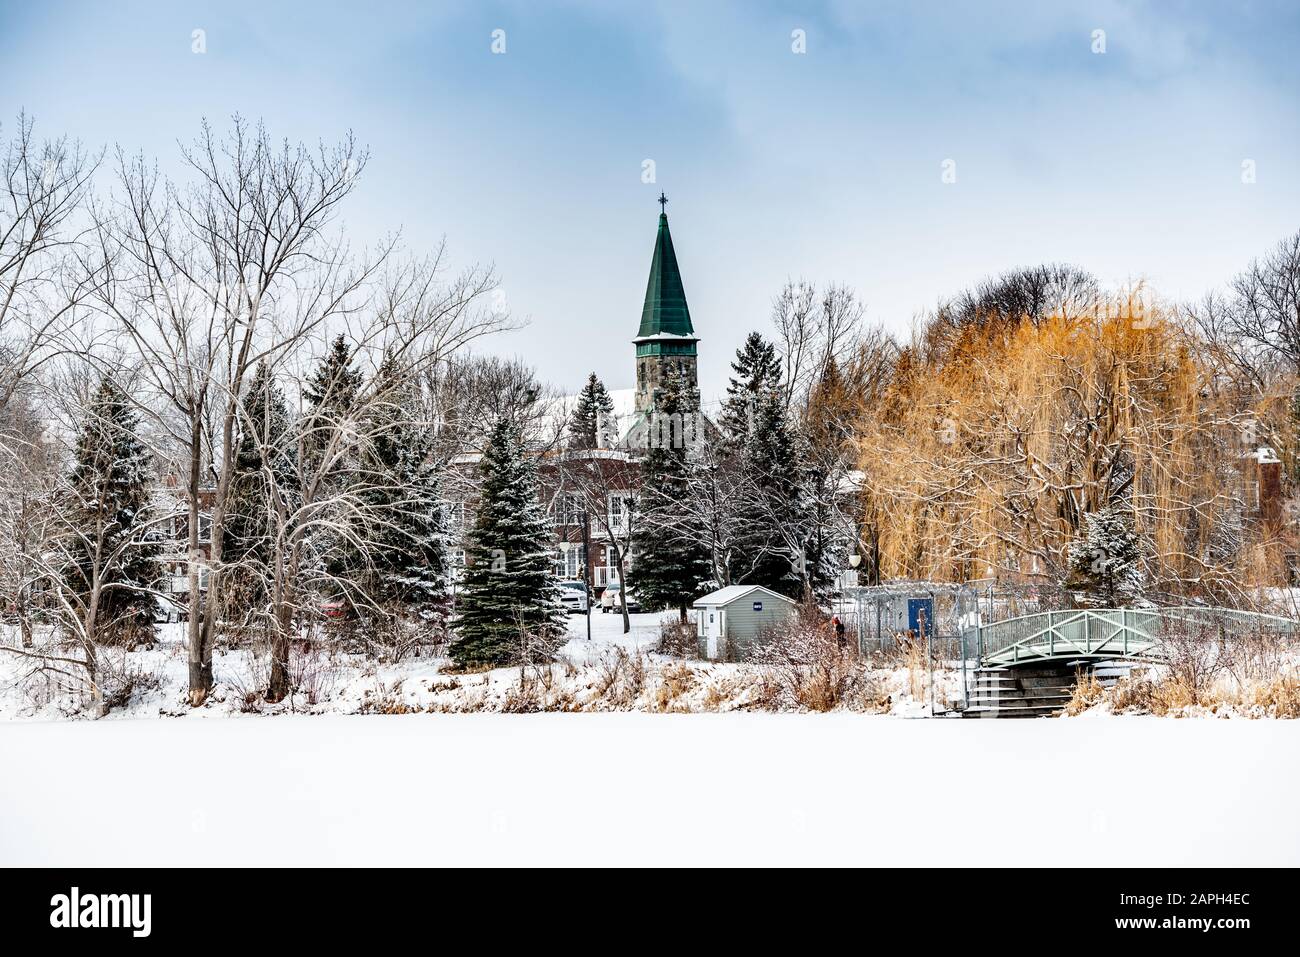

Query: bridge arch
969;607;1299;667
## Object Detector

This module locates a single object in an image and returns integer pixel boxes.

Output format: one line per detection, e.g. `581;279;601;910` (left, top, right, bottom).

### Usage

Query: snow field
1;713;1296;866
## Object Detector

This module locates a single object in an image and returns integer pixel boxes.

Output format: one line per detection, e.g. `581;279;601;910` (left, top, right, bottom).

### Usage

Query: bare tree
248;256;506;699
553;448;638;633
771;279;867;412
0;112;101;413
1228;230;1300;372
0;383;57;649
816;282;865;378
1187;230;1300;395
85;117;382;705
771;279;818;409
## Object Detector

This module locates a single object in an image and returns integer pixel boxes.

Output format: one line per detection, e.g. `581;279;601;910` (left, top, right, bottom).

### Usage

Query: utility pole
581;508;593;641
921;602;932;716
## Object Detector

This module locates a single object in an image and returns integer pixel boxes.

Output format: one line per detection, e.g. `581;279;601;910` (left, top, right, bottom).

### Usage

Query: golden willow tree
857;294;1292;604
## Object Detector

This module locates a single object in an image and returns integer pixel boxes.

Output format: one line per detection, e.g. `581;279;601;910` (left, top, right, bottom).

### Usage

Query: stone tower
633;194;699;414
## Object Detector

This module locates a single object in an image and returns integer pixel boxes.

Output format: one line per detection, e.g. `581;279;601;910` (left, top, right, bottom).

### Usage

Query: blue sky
2;0;1298;398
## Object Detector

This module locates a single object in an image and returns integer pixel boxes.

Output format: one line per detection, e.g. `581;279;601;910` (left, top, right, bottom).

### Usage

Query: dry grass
902;641;926;701
1063;670;1106;716
1060;622;1300;719
653;662;696;712
356;679;423;715
1244;674;1300;717
1073;667;1300;719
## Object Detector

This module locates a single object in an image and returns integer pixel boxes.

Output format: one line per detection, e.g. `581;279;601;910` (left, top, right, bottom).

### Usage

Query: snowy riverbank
0;612;953;720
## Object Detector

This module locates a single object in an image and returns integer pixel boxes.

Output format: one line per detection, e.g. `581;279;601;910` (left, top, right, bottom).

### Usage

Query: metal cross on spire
658;191;668;212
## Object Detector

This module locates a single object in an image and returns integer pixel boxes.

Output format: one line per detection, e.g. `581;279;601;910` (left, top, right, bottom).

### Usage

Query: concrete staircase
963;665;1077;718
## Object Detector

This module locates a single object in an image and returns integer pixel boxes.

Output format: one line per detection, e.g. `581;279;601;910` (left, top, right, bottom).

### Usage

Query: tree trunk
83;584;105;717
193;386;240;706
266;494;303;702
18;589;32;648
613;546;631;634
266;612;292;702
185;428;211;706
266;548;294;702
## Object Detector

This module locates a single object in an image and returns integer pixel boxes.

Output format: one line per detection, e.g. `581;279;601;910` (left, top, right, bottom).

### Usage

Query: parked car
153;595;187;624
558;580;590;614
320;600;348;621
600;582;640;614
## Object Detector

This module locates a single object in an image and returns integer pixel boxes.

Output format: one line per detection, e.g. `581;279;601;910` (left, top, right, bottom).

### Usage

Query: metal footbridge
969;606;1300;667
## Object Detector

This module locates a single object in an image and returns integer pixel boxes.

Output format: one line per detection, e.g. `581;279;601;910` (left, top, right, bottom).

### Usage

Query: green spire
636;203;696;341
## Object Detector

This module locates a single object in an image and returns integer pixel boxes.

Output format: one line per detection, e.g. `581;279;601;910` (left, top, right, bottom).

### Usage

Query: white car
600;582;640;613
558;580;590;614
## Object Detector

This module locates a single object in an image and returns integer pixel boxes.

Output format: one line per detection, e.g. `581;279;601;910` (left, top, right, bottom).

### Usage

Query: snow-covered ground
1;713;1297;866
0;612;690;720
557;609;667;661
0;608;954;719
3;610;1298;865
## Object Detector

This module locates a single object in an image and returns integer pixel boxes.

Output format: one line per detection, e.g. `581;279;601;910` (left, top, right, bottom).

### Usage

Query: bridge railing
969;606;1300;666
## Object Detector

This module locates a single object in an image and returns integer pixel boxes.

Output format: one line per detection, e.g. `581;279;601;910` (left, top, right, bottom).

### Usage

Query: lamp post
581;509;593;642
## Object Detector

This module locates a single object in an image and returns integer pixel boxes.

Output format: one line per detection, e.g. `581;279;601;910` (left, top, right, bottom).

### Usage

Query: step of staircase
961;664;1079;718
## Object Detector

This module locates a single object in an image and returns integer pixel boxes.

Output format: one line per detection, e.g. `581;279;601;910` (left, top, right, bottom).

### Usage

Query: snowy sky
2;0;1299;401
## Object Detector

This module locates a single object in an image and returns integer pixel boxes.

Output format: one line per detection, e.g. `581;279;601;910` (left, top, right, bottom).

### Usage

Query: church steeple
634;196;699;414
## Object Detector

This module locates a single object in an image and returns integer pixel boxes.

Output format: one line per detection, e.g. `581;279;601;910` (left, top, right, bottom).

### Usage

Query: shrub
655;618;698;658
592;647;646;707
746;605;884;712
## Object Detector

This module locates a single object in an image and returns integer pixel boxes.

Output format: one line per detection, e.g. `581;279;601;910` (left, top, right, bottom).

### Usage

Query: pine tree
305;334;364;413
733;380;805;597
450;416;564;666
302;333;363;475
630;368;711;620
720;331;783;445
354;352;448;620
1066;501;1144;607
300;335;364;589
569;372;616;449
61;377;161;647
224;362;298;615
801;359;854;600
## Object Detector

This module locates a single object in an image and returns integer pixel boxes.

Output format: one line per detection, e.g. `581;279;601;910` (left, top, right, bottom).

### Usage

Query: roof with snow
693;584;797;608
1247;446;1281;464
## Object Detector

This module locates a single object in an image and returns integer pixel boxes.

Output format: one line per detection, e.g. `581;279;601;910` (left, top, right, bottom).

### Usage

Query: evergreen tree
302;333;363;474
300;336;364;587
304;334;364;413
354;352;448;620
224;362;298;614
801;359;854;600
569;372;615;449
61;377;160;646
450;416;564;666
720;331;783;445
733;380;805;597
630;368;711;620
1066;501;1144;607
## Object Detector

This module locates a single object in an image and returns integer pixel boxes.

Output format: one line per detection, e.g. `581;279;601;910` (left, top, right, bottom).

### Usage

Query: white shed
693;585;797;660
